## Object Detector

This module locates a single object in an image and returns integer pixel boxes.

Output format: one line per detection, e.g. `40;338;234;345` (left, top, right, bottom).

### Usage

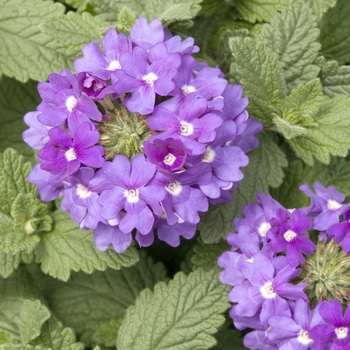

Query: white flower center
76;184;91;199
179;121;194;136
246;257;254;263
202;147;216;163
284;229;297;242
182;84;196;95
142;72;158;86
260;281;276;299
297;330;312;345
163;153;176;166
107;60;121;71
166;181;182;195
335;327;348;339
258;222;271;237
66;96;78;112
327;199;342;211
65;148;77;161
125;188;139;203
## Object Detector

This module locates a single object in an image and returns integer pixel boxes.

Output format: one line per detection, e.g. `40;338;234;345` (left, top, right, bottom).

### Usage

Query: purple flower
328;210;350;252
114;43;181;114
98;154;165;234
22;111;50;149
268;209;316;267
38;122;105;178
309;300;350;350
37;69;102;133
129;17;164;49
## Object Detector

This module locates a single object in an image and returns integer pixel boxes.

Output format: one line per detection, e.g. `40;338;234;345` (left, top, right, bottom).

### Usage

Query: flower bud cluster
218;182;350;350
23;17;261;253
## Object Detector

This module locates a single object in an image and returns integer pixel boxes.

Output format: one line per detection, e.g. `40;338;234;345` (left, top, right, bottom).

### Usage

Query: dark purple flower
143;138;187;172
38;122;105;178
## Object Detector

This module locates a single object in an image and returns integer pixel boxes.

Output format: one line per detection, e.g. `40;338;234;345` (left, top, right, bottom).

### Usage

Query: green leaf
191;239;230;272
40;12;110;57
31;318;84;350
0;331;13;345
0;268;40;342
92;319;123;347
116;7;137;34
0;149;35;216
229;37;285;126
0;345;43;350
258;1;320;93
211;328;246;350
144;0;202;26
199;132;287;243
117;269;230;350
308;0;336;19
0;0;72;82
0;212;40;255
0;253;21;278
34;210;139;281
317;57;350;98
43;254;167;345
288;96;350;165
0;77;40;160
271;157;350;208
320;0;350;65
65;0;91;13
20;301;50;344
272;116;308;140
234;0;285;23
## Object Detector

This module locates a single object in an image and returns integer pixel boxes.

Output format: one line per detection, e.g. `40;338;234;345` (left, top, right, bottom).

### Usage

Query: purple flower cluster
218;182;350;350
23;17;261;253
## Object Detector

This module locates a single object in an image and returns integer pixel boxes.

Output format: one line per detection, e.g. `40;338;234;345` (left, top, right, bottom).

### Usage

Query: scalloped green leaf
117;269;230;350
0;0;72;82
34;210;139;281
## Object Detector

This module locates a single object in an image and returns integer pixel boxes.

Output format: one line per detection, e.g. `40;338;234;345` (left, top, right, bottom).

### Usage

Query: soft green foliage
0;331;13;345
0;253;21;279
309;0;337;19
234;0;285;23
20;300;50;344
199;132;287;243
320;0;350;65
288;96;350;165
117;269;230;350
43;254;167;345
92;319;123;347
0;149;35;216
31;318;84;350
34;210;139;281
0;77;39;160
317;57;350;98
258;1;320;93
229;37;285;126
40;12;110;57
0;0;72;82
0;345;43;350
271;157;350;208
116;7;137;34
191;239;229;271
88;0;202;26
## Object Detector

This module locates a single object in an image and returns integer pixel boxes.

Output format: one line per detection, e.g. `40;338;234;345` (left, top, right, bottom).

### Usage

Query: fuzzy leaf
309;0;336;19
229;37;285;126
0;331;13;345
116;7;137;34
0;77;40;160
199;132;287;243
258;1;320;93
20;300;50;344
40;12;110;57
0;149;35;216
271;157;350;208
117;269;230;350
0;0;72;82
92;319;123;347
31;318;84;350
272;116;308;140
0;345;43;350
191;240;230;272
43;254;167;345
320;0;350;65
288;96;350;165
234;0;285;23
0;253;21;278
34;210;139;281
317;57;350;98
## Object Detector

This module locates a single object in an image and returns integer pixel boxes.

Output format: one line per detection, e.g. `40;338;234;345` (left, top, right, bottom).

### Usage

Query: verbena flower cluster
218;182;350;350
22;17;261;253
